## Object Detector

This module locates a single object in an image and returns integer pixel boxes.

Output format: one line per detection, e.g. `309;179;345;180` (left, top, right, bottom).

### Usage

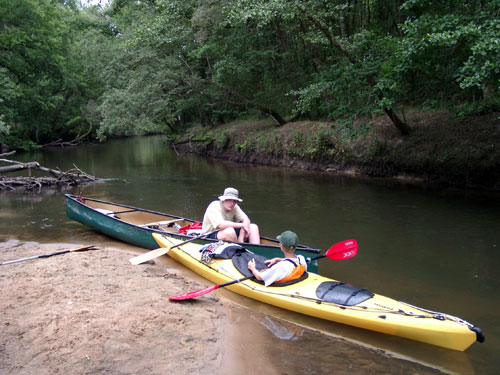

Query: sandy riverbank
0;240;456;375
0;240;225;375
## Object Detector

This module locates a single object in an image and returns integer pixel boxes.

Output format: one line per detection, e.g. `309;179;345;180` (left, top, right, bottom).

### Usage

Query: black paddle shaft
39;249;72;258
308;254;326;262
1;245;97;265
219;275;254;288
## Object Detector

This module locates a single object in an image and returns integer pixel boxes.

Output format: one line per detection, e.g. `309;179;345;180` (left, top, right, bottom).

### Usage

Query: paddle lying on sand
169;239;358;301
0;245;98;265
128;230;220;265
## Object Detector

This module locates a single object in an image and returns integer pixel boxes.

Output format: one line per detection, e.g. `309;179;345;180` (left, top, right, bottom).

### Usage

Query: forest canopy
1;0;499;149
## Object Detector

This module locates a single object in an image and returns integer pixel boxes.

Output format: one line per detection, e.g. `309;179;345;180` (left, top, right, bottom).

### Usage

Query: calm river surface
1;135;499;374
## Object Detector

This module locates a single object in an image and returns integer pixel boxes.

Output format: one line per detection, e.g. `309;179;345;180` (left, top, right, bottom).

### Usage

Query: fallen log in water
0;157;98;191
0;162;40;174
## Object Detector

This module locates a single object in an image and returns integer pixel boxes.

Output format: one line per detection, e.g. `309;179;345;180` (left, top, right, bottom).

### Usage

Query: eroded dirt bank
172;112;500;190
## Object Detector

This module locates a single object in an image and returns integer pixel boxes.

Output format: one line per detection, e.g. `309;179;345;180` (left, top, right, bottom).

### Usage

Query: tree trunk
384;108;410;135
195;79;288;126
260;108;287;126
0;162;40;174
293;1;411;135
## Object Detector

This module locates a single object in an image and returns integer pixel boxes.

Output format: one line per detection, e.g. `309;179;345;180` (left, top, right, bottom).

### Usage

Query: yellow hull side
153;233;478;351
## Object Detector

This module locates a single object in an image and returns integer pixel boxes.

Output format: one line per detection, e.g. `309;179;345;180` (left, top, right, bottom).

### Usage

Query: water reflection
220;304;450;375
256;315;304;341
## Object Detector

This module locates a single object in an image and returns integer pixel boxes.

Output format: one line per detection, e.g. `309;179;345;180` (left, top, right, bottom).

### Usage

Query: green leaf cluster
2;0;500;148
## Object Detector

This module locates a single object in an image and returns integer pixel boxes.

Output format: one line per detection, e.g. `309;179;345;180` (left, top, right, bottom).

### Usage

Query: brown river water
1;135;499;374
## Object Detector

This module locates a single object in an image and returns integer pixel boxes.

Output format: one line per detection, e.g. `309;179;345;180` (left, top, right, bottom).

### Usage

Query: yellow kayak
152;233;484;351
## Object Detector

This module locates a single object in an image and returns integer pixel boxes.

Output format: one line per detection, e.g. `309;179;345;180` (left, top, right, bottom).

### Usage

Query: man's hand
238;227;249;242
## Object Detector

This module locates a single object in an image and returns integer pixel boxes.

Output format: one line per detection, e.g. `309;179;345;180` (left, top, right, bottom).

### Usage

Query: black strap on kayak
316;282;374;306
317;282;346;300
344;288;370;306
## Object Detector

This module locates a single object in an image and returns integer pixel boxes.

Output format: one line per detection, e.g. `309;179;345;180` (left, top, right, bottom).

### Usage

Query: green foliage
288;129;336;160
271;134;283;157
2;0;500;149
332;118;372;141
0;131;39;151
289;132;307;157
0;0;110;147
163;133;179;144
0;111;9;138
305;131;334;160
192;133;213;147
387;2;500;109
234;142;247;153
215;131;230;149
456;19;500;91
253;131;273;154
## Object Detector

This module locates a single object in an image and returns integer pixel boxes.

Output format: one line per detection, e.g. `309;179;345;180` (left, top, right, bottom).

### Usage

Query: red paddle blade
325;239;358;260
169;285;219;301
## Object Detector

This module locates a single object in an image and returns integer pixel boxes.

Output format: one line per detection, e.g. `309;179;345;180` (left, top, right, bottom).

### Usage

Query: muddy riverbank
172;111;500;191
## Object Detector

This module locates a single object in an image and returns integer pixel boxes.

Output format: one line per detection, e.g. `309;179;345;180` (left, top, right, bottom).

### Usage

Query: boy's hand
247;258;256;271
265;257;282;267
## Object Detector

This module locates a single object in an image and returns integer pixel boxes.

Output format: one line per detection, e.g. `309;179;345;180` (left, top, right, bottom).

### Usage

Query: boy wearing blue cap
247;230;307;286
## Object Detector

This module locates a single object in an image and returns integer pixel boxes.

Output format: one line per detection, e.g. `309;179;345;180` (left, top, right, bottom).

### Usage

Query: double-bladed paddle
169;239;358;301
0;245;98;265
128;230;220;265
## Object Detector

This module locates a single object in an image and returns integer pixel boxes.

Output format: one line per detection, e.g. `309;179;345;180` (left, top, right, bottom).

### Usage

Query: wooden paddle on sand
129;230;219;265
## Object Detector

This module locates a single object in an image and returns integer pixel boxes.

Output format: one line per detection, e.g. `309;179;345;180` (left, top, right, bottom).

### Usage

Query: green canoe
65;194;321;272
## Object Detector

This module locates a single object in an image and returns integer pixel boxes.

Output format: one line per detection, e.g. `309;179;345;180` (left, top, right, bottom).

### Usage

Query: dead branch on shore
170;138;209;155
170;138;208;146
41;126;93;148
0;156;98;192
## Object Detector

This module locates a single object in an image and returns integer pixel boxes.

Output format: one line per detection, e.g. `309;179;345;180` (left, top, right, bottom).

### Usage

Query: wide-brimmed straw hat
218;187;243;202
